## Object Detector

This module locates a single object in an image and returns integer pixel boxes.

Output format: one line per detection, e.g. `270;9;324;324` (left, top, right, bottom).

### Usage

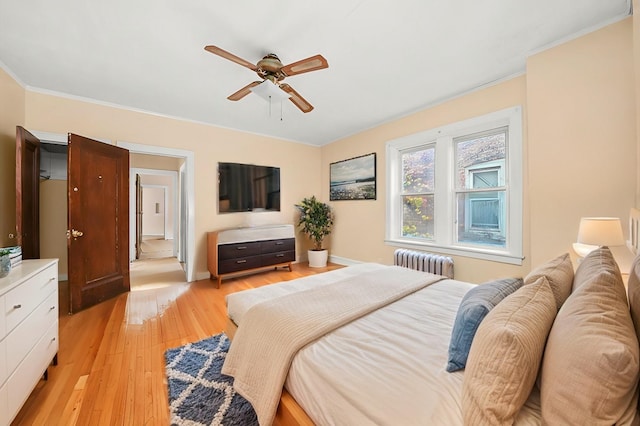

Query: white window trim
385;106;523;265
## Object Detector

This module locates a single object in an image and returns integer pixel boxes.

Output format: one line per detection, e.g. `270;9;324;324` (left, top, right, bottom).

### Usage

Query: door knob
68;229;84;238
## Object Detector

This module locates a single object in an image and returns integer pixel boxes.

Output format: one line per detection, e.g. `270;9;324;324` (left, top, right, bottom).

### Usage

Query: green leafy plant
295;196;333;251
0;249;9;257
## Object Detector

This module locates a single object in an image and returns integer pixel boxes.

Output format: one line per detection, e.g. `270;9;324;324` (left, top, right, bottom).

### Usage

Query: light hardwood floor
12;261;342;425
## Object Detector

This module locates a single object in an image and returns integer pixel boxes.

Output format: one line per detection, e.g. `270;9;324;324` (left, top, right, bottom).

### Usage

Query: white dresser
0;259;59;426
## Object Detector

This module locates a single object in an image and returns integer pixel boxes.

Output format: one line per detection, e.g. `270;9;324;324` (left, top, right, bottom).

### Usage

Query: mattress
225;264;542;425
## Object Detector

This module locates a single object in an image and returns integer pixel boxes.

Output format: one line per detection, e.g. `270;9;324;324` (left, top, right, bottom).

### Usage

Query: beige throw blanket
221;266;444;425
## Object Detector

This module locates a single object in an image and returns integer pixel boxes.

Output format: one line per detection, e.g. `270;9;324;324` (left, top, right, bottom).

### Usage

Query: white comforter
226;264;542;425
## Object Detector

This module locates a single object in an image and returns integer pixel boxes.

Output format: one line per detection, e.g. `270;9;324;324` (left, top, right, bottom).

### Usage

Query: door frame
30;132;196;283
132;169;178;258
117;141;195;282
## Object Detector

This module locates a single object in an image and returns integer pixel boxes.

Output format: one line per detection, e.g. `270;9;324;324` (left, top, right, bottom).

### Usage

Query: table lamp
572;217;625;258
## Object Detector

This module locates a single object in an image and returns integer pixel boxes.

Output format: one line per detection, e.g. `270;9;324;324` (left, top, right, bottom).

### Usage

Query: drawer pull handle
275;242;284;245
48;277;56;282
50;306;56;311
51;337;56;342
236;260;247;264
236;246;247;250
276;254;285;257
13;304;22;309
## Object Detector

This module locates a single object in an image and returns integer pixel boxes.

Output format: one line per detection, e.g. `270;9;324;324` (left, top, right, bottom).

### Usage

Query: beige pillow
524;253;573;310
573;246;621;292
462;276;557;425
540;270;640;424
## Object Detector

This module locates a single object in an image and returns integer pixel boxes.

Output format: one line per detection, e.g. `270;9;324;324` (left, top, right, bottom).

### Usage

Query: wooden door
135;173;142;259
68;134;130;313
15;126;40;259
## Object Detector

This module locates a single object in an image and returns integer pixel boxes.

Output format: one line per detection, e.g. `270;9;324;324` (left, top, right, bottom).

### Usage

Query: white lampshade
573;217;625;258
576;217;624;246
250;80;291;102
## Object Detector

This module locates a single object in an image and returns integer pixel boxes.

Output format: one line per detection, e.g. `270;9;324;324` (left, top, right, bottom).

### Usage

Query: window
386;107;523;264
401;146;435;239
456;130;506;246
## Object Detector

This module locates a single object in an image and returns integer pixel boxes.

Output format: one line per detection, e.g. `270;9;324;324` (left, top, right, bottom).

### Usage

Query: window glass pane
456;130;506;189
456;191;505;247
472;169;498;188
402;195;434;239
402;147;435;193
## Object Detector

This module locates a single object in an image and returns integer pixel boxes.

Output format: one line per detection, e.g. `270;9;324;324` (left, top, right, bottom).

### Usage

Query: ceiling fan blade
280;84;314;113
204;45;258;72
228;81;262;101
281;54;328;77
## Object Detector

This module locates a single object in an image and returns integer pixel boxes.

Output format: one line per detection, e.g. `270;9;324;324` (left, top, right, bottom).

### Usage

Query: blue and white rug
165;333;258;426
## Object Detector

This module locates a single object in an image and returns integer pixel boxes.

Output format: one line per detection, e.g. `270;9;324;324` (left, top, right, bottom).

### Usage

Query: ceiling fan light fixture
250;80;291;102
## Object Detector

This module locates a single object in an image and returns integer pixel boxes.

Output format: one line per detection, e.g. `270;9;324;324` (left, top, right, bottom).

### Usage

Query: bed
223;250;640;425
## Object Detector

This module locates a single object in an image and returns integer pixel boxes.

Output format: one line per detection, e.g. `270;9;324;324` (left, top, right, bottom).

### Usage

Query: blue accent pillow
446;277;524;372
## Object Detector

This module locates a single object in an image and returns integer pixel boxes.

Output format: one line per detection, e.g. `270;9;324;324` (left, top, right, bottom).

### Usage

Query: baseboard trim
328;255;361;266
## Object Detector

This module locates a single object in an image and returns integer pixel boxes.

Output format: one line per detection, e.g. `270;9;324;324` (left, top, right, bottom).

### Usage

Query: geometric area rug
164;333;258;426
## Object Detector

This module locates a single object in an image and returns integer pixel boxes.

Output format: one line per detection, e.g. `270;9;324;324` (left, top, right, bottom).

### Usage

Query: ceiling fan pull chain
280;100;283;121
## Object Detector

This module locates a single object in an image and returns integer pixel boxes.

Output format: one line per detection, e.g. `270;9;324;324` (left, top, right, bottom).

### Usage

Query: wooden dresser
0;259;59;426
207;224;295;287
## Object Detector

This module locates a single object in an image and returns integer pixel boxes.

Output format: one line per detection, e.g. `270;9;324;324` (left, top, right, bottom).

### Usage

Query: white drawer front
0;294;5;338
7;321;57;424
4;264;57;334
6;291;58;376
0;381;8;426
0;338;6;388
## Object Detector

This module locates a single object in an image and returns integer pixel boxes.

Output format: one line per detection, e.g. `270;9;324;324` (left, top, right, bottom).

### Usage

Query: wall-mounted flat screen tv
218;162;281;213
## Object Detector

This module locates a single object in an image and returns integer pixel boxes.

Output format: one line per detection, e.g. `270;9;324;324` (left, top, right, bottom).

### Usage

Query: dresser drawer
0;338;6;387
218;241;262;261
261;238;295;254
6;291;58;376
0;381;7;426
0;294;5;338
261;250;295;267
7;321;57;424
218;255;262;274
4;264;57;333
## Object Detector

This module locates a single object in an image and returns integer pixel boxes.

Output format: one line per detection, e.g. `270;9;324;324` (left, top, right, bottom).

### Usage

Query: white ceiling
0;1;631;146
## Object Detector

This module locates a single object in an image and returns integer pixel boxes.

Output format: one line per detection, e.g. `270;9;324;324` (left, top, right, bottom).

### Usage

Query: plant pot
0;255;11;278
308;249;328;268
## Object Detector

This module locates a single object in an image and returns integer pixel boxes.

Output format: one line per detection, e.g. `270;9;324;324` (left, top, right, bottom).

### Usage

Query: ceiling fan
204;45;328;113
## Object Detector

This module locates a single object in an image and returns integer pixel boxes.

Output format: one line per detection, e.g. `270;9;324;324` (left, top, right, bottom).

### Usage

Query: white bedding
225;264;542;425
226;263;389;325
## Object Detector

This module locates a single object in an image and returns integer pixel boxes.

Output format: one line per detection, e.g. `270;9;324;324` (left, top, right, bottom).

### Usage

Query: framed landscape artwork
330;153;376;201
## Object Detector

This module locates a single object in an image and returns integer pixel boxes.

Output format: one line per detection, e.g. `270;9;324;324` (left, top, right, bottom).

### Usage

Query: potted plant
0;249;11;278
295;196;334;267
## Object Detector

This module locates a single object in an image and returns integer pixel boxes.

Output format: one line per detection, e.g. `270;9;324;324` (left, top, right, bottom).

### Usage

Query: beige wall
635;0;640;207
140;174;175;238
131;152;182;170
321;18;636;283
527;18;635;267
0;69;25;248
40;179;67;276
142;186;167;236
18;91;322;279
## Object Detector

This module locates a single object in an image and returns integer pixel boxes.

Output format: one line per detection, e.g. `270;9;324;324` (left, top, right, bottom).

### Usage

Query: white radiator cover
393;248;454;279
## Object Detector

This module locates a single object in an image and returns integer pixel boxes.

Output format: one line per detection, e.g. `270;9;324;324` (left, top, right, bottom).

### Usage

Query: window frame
385;106;523;265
